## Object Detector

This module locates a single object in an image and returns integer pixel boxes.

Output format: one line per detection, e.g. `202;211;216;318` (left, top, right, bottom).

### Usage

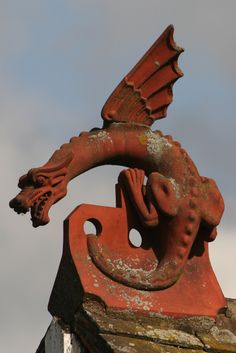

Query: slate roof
72;298;236;353
36;298;236;353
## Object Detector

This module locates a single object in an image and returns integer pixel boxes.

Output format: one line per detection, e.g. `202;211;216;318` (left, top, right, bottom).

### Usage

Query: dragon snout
9;194;30;214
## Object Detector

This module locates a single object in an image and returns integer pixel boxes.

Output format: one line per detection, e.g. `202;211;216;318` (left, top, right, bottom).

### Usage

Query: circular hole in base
84;218;102;236
129;228;142;248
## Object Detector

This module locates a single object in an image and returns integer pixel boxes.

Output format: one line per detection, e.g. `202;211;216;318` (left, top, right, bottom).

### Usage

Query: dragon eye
36;176;46;187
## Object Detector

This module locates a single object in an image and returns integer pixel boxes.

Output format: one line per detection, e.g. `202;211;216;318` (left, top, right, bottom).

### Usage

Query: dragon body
9;26;224;290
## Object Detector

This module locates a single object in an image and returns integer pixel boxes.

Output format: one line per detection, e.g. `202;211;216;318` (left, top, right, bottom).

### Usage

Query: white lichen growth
169;177;181;199
145;130;172;160
140;328;203;348
89;130;112;142
210;326;236;344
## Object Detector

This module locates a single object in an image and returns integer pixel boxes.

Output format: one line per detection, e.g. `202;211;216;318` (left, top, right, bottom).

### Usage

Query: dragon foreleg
119;168;159;227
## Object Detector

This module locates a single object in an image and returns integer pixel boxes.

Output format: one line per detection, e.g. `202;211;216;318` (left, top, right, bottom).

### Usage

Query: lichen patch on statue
89;130;112;143
144;130;172;159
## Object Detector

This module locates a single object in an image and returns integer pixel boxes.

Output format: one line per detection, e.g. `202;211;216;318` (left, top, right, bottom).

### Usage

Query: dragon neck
48;123;170;181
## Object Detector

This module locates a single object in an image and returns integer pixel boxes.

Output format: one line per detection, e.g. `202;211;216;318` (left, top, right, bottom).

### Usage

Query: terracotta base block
49;184;226;319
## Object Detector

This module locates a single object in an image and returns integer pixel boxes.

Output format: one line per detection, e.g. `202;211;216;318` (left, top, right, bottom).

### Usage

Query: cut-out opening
84;218;102;236
129;228;142;248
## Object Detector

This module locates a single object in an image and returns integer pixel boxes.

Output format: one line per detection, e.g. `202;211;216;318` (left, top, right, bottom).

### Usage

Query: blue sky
1;1;236;352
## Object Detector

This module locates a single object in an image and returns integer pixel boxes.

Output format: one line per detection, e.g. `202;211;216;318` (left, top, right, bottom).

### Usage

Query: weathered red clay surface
10;25;227;320
66;182;226;318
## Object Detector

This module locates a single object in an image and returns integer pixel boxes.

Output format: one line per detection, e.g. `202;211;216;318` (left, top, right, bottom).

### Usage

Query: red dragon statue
10;25;224;291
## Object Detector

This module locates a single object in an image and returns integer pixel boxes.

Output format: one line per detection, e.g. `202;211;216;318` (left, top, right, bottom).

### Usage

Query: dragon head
9;153;73;227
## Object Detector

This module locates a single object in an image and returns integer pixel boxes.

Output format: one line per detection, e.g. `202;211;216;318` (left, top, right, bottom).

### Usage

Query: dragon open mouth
10;151;73;227
30;191;52;227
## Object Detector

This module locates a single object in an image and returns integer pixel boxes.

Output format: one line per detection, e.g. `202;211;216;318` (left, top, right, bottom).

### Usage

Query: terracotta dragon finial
9;25;224;291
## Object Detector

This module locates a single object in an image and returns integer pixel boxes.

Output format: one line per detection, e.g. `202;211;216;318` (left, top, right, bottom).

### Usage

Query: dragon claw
119;168;145;191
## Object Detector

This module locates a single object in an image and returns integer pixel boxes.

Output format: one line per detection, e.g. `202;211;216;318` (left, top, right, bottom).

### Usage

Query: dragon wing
101;25;183;127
